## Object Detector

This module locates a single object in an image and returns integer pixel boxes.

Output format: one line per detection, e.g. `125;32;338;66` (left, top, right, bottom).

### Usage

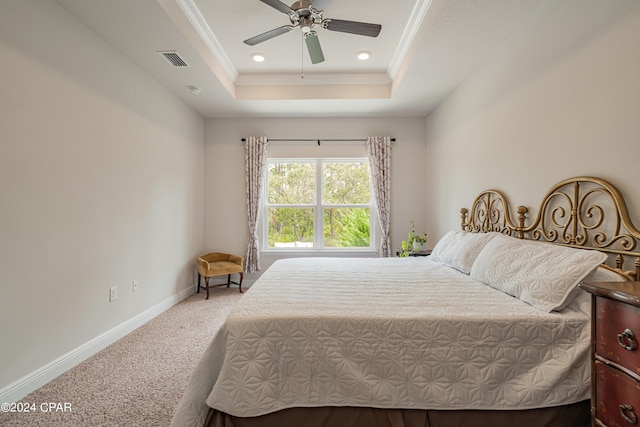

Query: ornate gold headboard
460;189;523;236
522;176;640;280
461;176;640;280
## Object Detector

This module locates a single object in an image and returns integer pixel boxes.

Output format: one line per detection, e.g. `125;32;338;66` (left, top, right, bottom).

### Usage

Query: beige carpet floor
0;287;243;427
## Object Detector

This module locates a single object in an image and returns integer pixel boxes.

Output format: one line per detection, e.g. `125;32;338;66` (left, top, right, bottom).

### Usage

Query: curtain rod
241;138;396;146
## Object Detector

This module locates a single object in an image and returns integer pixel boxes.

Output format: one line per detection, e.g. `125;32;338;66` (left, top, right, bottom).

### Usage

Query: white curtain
245;136;269;273
367;136;392;257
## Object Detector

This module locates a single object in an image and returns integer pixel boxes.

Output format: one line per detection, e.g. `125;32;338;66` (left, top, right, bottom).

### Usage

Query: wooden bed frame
202;176;640;427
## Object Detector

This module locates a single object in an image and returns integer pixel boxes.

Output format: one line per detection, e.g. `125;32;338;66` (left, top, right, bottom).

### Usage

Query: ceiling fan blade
322;19;382;37
259;0;294;14
244;26;294;46
305;31;325;64
310;0;332;12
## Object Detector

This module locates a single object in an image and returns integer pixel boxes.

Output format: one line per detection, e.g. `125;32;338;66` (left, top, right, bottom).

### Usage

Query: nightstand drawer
596;296;640;375
595;361;640;426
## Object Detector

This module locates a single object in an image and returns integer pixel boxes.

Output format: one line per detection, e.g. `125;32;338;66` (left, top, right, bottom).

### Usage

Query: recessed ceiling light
357;51;371;61
251;53;265;63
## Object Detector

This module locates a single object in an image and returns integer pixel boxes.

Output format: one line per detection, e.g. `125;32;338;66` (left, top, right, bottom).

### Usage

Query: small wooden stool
196;253;244;299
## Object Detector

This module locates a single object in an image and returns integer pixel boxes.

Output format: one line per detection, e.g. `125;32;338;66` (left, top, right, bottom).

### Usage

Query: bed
172;177;640;427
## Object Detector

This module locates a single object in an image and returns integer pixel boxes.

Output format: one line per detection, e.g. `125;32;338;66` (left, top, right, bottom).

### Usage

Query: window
264;158;373;251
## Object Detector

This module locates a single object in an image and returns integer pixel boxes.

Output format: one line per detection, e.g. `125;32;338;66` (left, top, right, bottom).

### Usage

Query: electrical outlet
110;286;117;302
132;280;139;292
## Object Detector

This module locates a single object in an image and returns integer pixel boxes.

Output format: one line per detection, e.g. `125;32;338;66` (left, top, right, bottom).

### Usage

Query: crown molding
388;0;434;80
236;72;391;86
174;0;238;80
236;83;391;100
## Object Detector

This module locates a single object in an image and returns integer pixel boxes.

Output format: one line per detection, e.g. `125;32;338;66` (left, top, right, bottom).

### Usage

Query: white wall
425;1;640;241
204;117;427;282
0;1;204;395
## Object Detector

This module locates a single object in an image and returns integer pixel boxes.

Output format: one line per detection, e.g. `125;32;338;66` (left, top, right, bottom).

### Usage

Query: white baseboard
0;285;195;404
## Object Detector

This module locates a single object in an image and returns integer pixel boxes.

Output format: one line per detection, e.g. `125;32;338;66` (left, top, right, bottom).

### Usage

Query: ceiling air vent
157;51;190;68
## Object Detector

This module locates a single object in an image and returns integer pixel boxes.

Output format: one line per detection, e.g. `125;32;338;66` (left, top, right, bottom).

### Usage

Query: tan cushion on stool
205;261;243;276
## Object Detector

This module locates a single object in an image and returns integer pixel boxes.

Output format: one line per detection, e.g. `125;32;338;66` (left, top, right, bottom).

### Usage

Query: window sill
261;249;379;257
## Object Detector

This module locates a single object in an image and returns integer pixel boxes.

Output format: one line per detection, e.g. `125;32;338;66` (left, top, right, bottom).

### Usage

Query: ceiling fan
243;0;382;64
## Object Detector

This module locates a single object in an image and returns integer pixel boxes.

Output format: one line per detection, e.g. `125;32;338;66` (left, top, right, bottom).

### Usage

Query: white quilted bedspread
171;257;591;426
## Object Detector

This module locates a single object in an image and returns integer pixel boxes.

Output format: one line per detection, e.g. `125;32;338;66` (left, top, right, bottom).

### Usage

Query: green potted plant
398;221;428;257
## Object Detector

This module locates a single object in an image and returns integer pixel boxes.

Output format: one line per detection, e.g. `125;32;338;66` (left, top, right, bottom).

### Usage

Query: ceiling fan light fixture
357;51;371;61
300;16;312;34
251;52;266;62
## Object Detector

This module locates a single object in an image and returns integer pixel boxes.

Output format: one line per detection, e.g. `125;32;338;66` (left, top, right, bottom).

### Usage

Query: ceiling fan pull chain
300;32;304;79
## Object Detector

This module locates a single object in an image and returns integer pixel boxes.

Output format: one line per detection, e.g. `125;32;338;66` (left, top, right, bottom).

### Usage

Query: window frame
261;157;377;254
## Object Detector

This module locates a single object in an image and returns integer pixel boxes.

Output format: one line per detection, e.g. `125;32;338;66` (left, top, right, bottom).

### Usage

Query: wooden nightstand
409;250;432;257
579;281;640;427
395;250;432;257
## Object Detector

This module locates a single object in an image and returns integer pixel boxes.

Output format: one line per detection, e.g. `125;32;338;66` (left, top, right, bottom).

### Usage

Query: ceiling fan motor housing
289;0;322;30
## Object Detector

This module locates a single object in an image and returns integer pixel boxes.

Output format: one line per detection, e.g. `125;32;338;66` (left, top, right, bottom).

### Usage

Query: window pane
268;162;315;204
323;162;371;205
324;208;370;248
267;207;314;248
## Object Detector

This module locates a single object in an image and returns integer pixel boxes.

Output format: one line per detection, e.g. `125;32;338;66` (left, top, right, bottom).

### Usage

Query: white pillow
564;264;631;313
582;263;631;282
430;231;502;274
470;237;607;312
559;264;630;312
